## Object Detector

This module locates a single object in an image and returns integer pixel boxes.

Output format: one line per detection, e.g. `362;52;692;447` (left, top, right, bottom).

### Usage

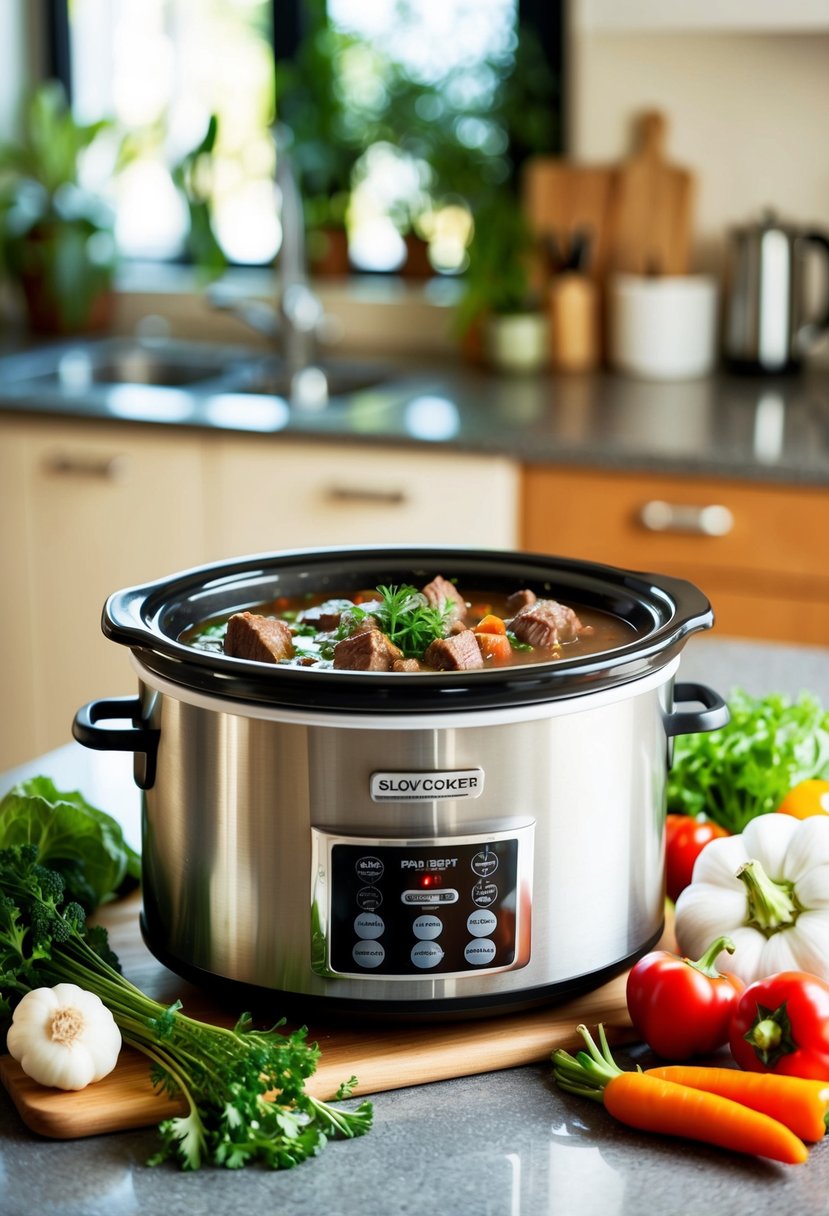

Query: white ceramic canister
608;274;719;380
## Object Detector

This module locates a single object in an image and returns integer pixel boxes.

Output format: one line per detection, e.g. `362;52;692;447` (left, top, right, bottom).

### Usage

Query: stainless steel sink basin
35;348;230;388
235;358;389;404
0;337;405;418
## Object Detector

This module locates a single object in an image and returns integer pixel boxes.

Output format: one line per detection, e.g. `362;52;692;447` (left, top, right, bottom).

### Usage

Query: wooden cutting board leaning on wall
606;109;695;277
522;109;696;285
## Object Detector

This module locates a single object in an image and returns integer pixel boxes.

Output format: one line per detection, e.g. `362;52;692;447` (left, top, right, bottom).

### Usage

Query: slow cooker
73;546;728;1019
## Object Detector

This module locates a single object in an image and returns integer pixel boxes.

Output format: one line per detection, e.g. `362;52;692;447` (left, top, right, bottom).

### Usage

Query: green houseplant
0;81;120;335
455;189;548;372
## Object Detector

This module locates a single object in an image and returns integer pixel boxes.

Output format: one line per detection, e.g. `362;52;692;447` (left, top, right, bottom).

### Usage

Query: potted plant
455;190;548;373
0;81;121;335
275;0;365;277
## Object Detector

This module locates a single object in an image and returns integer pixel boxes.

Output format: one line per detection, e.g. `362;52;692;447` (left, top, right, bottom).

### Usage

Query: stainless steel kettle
724;210;829;373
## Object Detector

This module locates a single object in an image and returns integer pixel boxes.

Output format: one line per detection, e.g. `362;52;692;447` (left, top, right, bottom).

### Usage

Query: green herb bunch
0;845;372;1171
667;689;829;834
346;584;451;658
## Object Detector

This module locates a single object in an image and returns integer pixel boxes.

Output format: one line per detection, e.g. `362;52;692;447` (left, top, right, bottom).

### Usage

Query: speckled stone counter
2;635;829;1216
1;335;827;486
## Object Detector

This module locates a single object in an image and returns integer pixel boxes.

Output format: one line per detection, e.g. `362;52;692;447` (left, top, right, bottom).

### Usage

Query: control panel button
472;880;498;907
471;850;499;878
356;886;383;912
464;938;497;966
355;855;384;884
467;909;497;938
412;914;443;940
354;912;384;940
352;941;385;968
411;941;444;969
402;888;459;906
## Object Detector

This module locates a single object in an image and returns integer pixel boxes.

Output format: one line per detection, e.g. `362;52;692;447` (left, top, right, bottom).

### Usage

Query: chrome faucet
275;123;325;378
206;125;330;402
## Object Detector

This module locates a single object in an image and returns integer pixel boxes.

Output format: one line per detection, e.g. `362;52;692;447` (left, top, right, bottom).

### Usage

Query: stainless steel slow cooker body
74;546;728;1018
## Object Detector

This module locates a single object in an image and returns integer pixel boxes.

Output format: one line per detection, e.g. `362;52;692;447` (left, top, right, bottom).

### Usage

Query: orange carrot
474;631;512;664
647;1065;829;1143
476;613;507;635
552;1025;808;1166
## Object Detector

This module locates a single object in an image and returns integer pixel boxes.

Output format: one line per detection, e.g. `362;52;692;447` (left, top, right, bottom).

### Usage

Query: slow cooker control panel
312;826;533;979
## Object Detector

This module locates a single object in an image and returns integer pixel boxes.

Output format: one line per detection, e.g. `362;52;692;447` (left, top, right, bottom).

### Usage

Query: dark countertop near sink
2;635;829;1215
0;335;828;485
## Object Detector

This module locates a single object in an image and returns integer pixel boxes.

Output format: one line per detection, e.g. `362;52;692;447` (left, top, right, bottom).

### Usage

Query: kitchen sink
0;337;407;420
234;357;389;403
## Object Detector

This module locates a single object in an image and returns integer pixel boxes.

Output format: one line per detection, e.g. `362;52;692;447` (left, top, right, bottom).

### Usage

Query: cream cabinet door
206;438;520;558
2;418;209;765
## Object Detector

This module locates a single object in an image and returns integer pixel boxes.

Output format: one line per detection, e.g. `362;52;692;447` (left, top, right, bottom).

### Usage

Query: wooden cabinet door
207;439;520;557
11;420;208;761
522;465;829;646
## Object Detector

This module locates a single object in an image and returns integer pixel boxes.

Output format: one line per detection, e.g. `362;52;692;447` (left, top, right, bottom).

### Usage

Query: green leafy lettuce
667;688;829;834
0;777;139;911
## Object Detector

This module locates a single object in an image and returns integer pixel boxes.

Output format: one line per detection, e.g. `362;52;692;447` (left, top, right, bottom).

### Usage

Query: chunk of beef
506;588;537;613
392;657;423;672
297;598;354;632
509;599;587;649
421;575;467;621
333;628;403;671
423;630;484;671
224;612;294;663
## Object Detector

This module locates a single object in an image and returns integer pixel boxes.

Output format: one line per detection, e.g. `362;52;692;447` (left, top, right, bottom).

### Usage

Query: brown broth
182;582;637;672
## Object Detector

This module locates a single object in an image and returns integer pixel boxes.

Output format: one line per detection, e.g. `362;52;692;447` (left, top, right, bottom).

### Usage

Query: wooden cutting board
522;158;616;281
522;111;695;283
605;109;695;277
0;893;668;1140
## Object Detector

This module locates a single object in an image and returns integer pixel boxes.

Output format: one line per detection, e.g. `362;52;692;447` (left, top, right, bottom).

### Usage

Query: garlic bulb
674;813;829;985
6;983;121;1090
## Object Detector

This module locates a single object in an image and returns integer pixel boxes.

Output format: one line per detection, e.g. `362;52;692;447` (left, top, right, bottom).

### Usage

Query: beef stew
183;576;637;673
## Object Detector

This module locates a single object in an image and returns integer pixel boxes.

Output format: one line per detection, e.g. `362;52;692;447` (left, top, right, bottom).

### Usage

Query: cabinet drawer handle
638;500;734;537
326;485;407;507
43;452;127;481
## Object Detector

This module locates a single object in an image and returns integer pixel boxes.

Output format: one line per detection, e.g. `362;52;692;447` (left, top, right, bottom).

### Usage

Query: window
63;0;277;265
51;0;562;274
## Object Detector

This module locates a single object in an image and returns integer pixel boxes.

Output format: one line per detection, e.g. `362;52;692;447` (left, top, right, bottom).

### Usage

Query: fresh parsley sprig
0;845;372;1171
371;584;452;657
667;688;829;834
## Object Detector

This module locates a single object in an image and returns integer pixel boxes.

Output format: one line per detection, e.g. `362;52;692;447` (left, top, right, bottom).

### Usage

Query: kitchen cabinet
0;420;519;770
0;417;210;771
204;438;520;556
522;465;829;646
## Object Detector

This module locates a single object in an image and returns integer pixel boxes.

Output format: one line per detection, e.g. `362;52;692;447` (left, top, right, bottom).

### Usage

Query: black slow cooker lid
102;546;714;713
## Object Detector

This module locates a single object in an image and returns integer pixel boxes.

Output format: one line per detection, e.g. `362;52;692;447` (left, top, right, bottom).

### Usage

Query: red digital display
419;872;443;888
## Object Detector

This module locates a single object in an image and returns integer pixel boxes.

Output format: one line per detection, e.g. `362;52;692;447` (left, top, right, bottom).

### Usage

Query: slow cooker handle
72;695;160;790
664;682;730;738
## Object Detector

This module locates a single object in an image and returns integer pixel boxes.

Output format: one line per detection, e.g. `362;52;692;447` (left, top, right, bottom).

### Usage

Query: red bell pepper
665;813;729;903
626;936;744;1060
730;970;829;1078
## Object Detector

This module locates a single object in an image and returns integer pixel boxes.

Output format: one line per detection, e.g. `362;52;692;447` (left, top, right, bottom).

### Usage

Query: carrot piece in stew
475;613;507;635
647;1065;829;1143
552;1025;809;1166
474;631;513;664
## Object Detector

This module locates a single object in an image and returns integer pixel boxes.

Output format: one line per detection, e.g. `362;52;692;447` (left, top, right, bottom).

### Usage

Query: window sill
112;262;464;358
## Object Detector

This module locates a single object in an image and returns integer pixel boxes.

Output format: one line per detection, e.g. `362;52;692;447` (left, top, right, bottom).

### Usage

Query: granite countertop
2;635;829;1215
0;334;828;486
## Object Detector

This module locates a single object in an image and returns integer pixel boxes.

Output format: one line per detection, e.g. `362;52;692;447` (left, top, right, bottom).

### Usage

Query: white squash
674;813;829;985
6;983;121;1090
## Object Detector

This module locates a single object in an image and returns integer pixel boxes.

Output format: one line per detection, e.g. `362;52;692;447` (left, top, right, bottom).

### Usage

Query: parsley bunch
667;688;829;834
369;584;452;657
0;845;372;1170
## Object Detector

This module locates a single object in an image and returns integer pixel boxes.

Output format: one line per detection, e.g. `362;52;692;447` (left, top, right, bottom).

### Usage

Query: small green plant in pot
455;191;547;373
0;81;120;335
